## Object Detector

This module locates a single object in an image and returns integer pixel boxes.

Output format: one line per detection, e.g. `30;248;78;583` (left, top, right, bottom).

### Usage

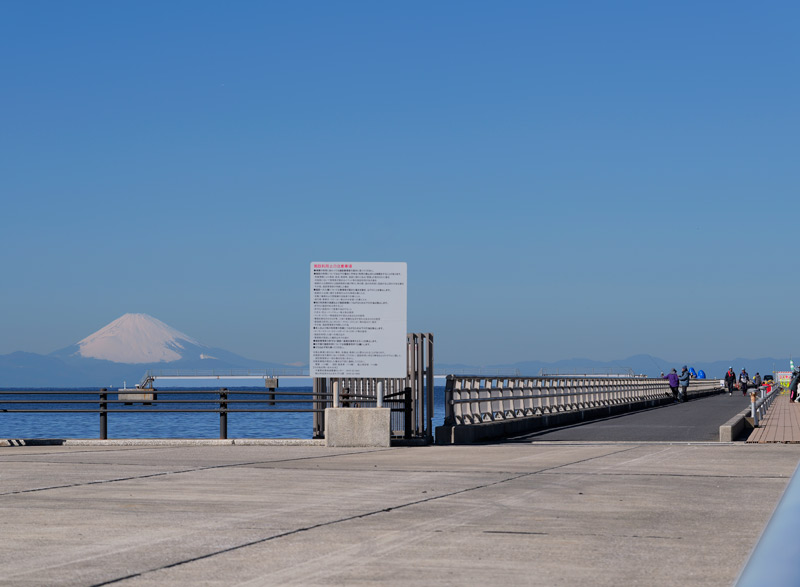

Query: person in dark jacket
753;373;762;388
678;366;690;402
790;369;800;402
739;368;750;396
724;367;736;396
662;368;680;403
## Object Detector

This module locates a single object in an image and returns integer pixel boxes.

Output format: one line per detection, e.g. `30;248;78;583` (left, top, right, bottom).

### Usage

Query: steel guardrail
750;385;779;426
442;375;722;426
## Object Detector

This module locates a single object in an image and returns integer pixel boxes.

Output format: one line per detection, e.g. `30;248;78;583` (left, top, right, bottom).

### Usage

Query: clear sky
1;1;798;366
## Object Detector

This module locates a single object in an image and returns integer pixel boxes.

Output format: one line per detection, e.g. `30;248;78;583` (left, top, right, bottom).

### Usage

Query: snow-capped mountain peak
76;313;205;364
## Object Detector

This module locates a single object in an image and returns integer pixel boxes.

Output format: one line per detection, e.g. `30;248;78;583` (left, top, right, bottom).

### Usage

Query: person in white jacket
739;369;750;396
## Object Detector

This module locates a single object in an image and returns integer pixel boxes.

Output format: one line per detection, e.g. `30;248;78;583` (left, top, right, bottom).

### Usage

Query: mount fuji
1;313;301;387
57;313;218;364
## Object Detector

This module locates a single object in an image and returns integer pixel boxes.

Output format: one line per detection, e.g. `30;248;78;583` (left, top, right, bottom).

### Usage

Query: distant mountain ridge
0;313;302;387
0;314;793;386
436;354;794;379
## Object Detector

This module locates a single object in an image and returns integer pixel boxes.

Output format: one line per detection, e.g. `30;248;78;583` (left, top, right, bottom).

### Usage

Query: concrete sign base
325;408;391;447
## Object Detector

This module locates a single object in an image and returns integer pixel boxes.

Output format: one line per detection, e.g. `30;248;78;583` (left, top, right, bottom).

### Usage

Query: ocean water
0;387;446;440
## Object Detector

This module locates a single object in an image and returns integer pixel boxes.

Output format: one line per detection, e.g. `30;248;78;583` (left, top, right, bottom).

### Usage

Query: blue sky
1;1;797;366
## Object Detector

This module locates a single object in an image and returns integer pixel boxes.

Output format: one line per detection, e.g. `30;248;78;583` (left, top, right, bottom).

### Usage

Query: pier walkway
2;441;800;586
506;391;750;443
747;393;800;443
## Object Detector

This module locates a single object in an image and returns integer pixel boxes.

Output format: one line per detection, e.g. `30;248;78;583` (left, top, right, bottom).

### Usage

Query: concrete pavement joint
539;471;791;479
520;441;739;446
0;448;396;497
520;445;642;474
90;479;533;585
89;446;642;585
483;530;548;535
0;445;188;457
1;469;193;497
483;530;681;540
1;447;393;473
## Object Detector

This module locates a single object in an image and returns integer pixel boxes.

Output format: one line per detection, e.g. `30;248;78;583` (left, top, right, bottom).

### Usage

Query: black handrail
0;388;414;440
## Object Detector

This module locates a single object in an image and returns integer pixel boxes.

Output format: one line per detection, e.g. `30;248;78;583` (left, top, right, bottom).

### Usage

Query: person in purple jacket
662;368;680;403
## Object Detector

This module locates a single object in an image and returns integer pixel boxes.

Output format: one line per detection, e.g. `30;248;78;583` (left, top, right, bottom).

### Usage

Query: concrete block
325;407;391;447
719;408;752;442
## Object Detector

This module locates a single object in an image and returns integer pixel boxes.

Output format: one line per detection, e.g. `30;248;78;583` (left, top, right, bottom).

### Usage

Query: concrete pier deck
2;442;799;586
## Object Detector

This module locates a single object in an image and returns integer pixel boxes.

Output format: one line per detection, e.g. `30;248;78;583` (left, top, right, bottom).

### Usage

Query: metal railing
749;385;780;427
0;388;417;440
443;375;722;426
0;333;435;442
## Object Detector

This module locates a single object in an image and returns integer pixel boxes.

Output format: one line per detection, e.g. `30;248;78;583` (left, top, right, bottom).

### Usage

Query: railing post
266;376;278;407
312;377;326;439
220;388;228;439
426;333;434;444
416;335;424;434
750;392;758;427
99;389;107;440
443;376;455;425
404;386;412;439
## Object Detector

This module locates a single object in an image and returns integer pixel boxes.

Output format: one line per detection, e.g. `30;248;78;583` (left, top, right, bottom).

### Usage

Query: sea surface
0;387;446;440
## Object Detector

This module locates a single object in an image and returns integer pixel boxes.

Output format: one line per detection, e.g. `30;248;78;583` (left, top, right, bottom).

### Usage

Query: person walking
753;372;762;389
662;368;680;403
739;368;750;396
678;365;690;402
790;369;800;402
724;367;736;396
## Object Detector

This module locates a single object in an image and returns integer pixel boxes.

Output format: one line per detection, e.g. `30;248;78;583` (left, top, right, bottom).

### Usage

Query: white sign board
310;262;407;378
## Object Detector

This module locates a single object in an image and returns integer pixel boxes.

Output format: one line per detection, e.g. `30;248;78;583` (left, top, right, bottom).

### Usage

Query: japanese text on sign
310;262;407;378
